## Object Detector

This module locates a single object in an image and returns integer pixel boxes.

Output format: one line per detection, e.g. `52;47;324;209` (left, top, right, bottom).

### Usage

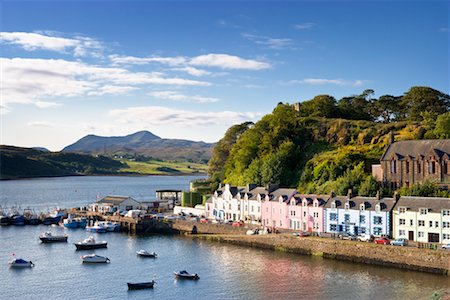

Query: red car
232;221;244;227
374;237;390;245
199;218;209;224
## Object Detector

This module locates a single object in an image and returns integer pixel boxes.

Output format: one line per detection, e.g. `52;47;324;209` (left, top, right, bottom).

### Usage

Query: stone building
377;139;450;189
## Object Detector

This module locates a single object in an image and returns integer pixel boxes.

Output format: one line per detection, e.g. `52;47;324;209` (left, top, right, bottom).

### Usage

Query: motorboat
9;258;34;268
39;231;68;243
174;270;200;280
11;215;25;226
74;236;107;250
0;215;11;226
81;254;110;263
97;221;121;232
64;216;88;228
136;250;157;258
127;280;155;290
86;222;107;233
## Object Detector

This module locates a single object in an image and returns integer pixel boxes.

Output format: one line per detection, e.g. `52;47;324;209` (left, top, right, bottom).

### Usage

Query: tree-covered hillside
208;86;450;196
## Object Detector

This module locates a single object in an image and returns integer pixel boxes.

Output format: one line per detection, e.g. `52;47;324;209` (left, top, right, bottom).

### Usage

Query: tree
434;112;450;139
372;95;403;122
297;95;338;118
401;86;450;121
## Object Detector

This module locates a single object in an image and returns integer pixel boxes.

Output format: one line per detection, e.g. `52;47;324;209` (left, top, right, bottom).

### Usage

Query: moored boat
86;222;107;233
174;270;200;280
74;236;107;250
136;250;157;258
9;258;34;268
0;216;11;226
39;231;68;243
81;254;110;263
127;280;155;290
11;215;25;226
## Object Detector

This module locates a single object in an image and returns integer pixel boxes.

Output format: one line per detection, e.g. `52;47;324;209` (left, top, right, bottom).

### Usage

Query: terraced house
323;192;396;237
377;139;450;189
261;188;297;229
288;194;328;233
392;196;450;243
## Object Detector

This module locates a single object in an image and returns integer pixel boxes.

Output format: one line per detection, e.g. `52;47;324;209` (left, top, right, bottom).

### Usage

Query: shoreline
0;172;207;181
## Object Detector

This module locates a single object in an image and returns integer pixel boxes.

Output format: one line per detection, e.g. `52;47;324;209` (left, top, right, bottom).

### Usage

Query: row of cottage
204;184;450;244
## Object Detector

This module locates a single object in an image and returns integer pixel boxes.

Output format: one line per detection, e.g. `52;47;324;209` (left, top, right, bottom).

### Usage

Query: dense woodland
207;86;450;197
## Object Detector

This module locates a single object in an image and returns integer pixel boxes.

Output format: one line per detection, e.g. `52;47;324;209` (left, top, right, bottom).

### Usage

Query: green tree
297;95;338;118
401;86;450;121
434;112;450;138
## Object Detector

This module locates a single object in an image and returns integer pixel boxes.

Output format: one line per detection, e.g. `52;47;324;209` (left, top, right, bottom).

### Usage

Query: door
428;233;440;243
408;231;414;241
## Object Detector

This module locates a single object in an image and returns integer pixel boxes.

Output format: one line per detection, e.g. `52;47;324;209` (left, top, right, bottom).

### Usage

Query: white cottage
90;195;141;213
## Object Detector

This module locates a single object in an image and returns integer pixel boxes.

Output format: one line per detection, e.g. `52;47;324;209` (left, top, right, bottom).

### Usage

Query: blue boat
11;215;25;226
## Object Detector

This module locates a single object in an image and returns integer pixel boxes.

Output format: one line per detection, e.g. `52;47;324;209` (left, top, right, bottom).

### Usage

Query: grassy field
118;159;207;175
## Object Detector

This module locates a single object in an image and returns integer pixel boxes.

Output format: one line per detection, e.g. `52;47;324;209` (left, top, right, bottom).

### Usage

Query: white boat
39;231;68;243
86;222;107;233
74;236;107;250
9;258;34;268
136;250;157;258
81;254;110;263
97;221;121;232
174;270;200;280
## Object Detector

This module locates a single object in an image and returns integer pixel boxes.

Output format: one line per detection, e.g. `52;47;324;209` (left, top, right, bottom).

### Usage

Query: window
229;204;231;210
291;210;296;216
303;201;307;207
345;203;350;210
330;213;338;221
417;161;421;173
251;206;254;212
406;161;409;174
399;219;405;225
418;232;424;238
418;220;425;227
443;210;450;216
443;222;450;228
420;208;428;215
373;216;382;225
410;219;413;226
303;211;306;217
429;221;433;227
290;220;293;229
428;161;436;174
373;227;382;235
344;214;350;222
435;221;439;228
238;205;240;210
360;204;365;211
399;230;405;236
360;215;366;224
331;202;336;209
399;207;406;214
443;162;448;174
443;234;450;240
313;212;319;218
390;160;397;173
279;220;282;227
314;201;318;208
330;224;337;231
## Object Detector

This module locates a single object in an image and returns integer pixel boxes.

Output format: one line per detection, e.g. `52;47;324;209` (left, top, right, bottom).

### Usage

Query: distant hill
63;131;213;163
0;145;125;179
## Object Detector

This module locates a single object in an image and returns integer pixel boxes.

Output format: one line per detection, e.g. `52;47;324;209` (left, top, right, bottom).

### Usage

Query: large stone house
376;139;450;189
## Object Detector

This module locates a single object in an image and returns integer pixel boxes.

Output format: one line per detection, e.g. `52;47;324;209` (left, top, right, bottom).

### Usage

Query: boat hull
127;281;155;290
40;236;68;243
81;255;110;263
74;242;107;250
174;272;200;280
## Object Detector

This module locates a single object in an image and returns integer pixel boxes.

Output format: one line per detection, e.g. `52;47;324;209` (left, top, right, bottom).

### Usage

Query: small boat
86;222;107;233
11;215;25;226
136;250;157;258
174;270;200;280
0;215;11;226
127;280;155;290
81;254;110;263
74;236;107;250
39;231;68;243
63;216;88;228
9;258;34;268
97;221;121;232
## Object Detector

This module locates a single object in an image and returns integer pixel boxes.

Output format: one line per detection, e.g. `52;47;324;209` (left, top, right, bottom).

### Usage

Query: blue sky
1;1;449;151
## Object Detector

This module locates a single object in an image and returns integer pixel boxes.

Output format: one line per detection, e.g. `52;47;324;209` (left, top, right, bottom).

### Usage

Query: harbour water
1;176;449;299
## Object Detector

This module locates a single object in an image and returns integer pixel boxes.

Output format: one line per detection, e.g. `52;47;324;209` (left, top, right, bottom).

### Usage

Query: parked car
374;237;390;245
356;234;373;242
232;221;244;227
442;244;450;250
338;232;356;240
293;232;310;237
199;218;209;224
390;238;408;246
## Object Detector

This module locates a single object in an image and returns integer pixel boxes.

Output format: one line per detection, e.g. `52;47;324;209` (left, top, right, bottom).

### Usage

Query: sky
1;0;449;151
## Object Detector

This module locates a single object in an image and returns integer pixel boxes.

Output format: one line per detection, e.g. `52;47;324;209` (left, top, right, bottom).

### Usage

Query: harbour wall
191;234;450;276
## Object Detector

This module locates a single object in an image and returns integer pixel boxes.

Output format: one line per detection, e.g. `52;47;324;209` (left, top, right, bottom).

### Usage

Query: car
232;221;244;227
293;232;310;237
442;244;450;250
338;232;356;240
356;234;373;242
199;218;209;224
374;237;390;245
390;238;408;246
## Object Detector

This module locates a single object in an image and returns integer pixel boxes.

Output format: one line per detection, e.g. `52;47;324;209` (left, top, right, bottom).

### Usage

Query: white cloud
149;91;220;103
0;31;103;57
35;101;61;108
171;67;211;77
27;121;54;127
288;78;366;86
109;53;271;70
242;33;294;49
1;57;210;108
294;23;316;30
109;106;261;127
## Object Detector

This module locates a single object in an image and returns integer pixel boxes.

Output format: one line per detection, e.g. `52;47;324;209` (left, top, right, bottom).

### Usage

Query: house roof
269;188;297;201
324;196;396;212
293;194;329;206
394;196;450;212
247;187;269;200
380;139;450;161
96;195;137;205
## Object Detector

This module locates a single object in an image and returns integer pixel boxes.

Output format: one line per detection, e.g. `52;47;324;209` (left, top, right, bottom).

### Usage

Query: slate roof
293;194;329;206
269;188;297;202
96;195;137;205
324;196;396;212
380;140;450;161
394;196;450;212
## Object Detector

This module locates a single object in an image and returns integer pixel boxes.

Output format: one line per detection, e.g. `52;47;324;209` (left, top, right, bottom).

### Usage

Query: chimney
389;130;395;145
347;189;353;199
376;190;380;200
330;191;336;198
394;191;400;201
219;183;222;189
266;183;279;193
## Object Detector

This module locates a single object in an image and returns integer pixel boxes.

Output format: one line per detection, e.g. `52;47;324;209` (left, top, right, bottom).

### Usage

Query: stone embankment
172;221;450;275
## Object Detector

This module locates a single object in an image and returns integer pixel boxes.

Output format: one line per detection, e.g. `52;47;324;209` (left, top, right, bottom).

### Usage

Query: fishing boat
74;236;107;250
63;216;88;228
136;250;157;258
39;231;68;243
11;215;25;226
0;215;11;226
81;254;110;263
174;270;200;280
127;280;155;290
9;258;34;268
86;222;107;233
97;221;121;232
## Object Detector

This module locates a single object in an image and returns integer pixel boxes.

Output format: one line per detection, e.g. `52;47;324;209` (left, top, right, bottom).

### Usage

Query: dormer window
360;204;365;211
345;203;350;210
399;207;406;214
375;204;381;213
420;208;428;215
302;201;307;207
313;201;318;208
331;202;336;209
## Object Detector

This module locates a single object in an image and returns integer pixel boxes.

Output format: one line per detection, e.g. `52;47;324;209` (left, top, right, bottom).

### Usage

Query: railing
417;242;438;250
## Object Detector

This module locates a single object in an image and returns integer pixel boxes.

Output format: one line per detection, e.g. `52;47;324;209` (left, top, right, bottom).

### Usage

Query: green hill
208;86;450;196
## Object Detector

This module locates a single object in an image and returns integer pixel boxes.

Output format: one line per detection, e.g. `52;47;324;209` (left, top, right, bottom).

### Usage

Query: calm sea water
1;176;449;300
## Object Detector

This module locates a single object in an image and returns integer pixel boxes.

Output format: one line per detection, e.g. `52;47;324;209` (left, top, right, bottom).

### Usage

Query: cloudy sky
1;1;448;151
